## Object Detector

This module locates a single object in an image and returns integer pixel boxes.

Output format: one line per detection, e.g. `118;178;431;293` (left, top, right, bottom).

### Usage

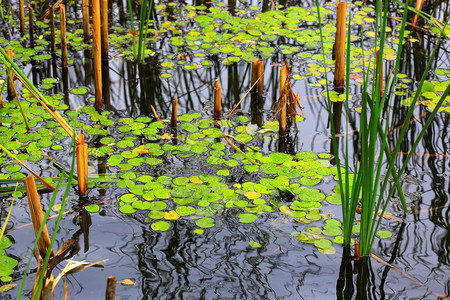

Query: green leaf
313;238;332;250
238;213;258;223
249;241;262;248
151;221;170;231
377;230;393;239
85;204;100;213
196;217;215;228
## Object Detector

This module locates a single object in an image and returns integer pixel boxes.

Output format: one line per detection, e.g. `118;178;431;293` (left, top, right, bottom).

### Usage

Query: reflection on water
2;0;450;298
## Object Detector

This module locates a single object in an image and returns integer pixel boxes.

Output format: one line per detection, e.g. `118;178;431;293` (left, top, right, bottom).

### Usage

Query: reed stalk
19;0;25;34
49;5;55;54
413;0;424;26
28;5;35;48
13;85;31;132
5;49;16;99
136;0;154;62
316;0;449;256
279;66;287;136
333;1;346;89
251;59;259;93
76;134;89;194
92;0;103;110
171;98;178;128
214;79;221;120
0;92;2;109
375;49;383;97
82;0;90;41
24;176;53;258
60;4;67;67
101;0;109;59
105;276;117;300
257;60;264;95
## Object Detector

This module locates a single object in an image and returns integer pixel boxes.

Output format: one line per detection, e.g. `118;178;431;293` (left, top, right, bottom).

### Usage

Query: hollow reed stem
333;1;346;88
60;4;67;67
92;0;103;110
101;0;109;59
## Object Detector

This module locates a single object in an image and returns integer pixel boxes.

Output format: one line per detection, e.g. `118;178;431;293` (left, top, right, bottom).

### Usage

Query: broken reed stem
214;79;221;120
60;4;67;67
279;66;287;136
354;242;360;260
105;276;117;300
24;176;54;258
92;0;103;110
376;49;384;97
257;60;264;95
101;0;109;59
171;98;178;128
76;134;89;194
413;0;424;26
19;0;25;34
13;85;32;132
251;59;259;93
333;1;346;88
49;5;56;54
5;49;16;99
28;5;35;48
82;0;90;41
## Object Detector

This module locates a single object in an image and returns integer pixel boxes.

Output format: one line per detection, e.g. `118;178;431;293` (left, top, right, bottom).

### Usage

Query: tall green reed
316;0;450;256
127;0;154;62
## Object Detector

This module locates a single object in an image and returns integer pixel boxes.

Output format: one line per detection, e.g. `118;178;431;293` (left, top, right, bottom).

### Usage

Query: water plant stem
24;176;54;258
49;5;55;54
251;59;259;93
279;66;287;136
214;79;221;120
28;5;34;48
76;134;89;194
13;85;31;133
60;4;67;67
101;0;109;59
334;1;346;89
92;0;103;110
5;49;16;99
82;0;90;41
258;60;264;95
19;0;25;34
105;276;117;300
171;98;178;129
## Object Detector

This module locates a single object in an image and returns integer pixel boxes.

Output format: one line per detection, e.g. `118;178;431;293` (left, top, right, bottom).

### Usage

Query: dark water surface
1;0;449;299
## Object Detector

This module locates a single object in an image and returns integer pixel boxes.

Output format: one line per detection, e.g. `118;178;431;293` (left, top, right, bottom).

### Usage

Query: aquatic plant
316;0;450;256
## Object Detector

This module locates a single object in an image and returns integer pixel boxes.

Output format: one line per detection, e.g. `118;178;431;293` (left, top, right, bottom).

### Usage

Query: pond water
0;0;449;299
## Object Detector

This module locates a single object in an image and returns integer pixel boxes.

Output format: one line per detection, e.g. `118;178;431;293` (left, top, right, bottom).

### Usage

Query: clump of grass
316;0;450;256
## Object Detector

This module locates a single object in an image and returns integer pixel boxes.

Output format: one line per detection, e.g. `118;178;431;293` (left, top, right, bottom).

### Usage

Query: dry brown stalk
49;5;56;54
273;61;303;135
251;59;259;93
13;84;31;132
92;0;103;110
214;79;221;120
101;0;109;59
29;5;35;48
76;134;89;194
24;176;54;258
333;1;346;88
171;98;178;128
6;49;16;99
105;276;117;300
60;4;67;67
257;60;264;95
19;0;25;34
279;66;287;136
413;0;425;26
82;0;90;41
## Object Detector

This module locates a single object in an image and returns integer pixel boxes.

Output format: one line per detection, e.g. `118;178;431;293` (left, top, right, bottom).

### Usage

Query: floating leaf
196;217;215;228
238;213;258;223
313;238;332;250
377;230;393;239
249;241;262;248
151;221;170;231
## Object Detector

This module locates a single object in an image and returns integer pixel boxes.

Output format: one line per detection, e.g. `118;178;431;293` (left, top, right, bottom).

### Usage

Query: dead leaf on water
120;279;135;285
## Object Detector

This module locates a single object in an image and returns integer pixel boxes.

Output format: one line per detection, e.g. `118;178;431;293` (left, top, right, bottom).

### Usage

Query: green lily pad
196;217;215;228
249;241;262;248
151;221;170;231
238;213;258;223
